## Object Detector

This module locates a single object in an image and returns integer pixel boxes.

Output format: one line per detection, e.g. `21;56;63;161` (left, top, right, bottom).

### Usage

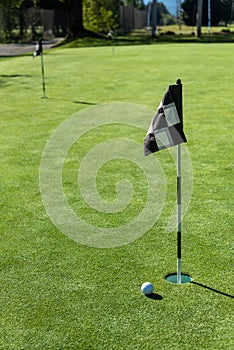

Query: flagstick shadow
0;74;33;78
44;97;99;105
191;281;234;299
73;101;98;106
145;293;163;300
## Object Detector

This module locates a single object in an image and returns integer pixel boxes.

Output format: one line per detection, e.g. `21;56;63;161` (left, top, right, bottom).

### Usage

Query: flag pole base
165;273;192;284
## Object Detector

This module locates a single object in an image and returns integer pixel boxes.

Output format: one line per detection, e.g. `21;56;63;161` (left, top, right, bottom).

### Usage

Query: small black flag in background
33;38;43;58
144;89;187;156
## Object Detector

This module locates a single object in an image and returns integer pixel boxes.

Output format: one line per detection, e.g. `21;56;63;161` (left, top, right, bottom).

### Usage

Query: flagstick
145;79;192;284
174;79;182;284
177;143;182;284
40;51;47;98
165;79;191;284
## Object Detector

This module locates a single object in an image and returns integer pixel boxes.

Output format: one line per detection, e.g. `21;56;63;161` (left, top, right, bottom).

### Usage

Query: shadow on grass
145;293;163;300
60;32;234;49
0;74;32;78
73;100;98;106
0;74;33;87
46;97;98;105
192;281;234;299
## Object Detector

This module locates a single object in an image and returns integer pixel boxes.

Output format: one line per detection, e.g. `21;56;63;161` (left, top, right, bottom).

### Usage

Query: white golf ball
141;282;154;295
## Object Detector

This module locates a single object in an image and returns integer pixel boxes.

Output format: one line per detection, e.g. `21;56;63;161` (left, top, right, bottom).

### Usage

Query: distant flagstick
33;38;47;98
144;79;192;284
40;49;46;98
108;30;115;54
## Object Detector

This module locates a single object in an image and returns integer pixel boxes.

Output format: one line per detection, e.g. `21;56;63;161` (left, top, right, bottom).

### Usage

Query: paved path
0;38;64;56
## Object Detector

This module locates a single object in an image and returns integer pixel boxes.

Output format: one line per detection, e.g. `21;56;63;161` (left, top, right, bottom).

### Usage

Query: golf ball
141;282;154;295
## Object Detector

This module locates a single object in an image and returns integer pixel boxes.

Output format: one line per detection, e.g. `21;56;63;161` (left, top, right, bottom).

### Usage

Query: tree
59;0;120;38
37;0;89;38
0;0;24;39
202;0;232;25
232;0;234;21
219;0;232;24
196;0;203;37
157;2;176;25
84;0;119;33
0;0;24;6
181;0;232;26
149;1;175;35
59;0;85;38
151;0;157;36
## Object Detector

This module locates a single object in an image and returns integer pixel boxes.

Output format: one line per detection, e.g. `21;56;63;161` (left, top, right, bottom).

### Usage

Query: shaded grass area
0;43;233;349
61;25;234;48
61;32;234;48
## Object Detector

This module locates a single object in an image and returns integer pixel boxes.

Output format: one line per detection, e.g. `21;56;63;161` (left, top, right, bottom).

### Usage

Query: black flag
144;89;187;156
33;38;43;58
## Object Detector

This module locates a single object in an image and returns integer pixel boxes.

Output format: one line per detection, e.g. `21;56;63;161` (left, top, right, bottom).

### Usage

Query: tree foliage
157;2;176;25
0;0;24;7
181;0;232;26
0;0;26;40
57;0;120;37
56;0;85;38
84;0;119;33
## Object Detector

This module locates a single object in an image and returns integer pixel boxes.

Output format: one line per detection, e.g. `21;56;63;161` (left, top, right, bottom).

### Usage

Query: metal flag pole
108;30;115;54
165;79;192;284
175;79;182;284
33;38;47;98
174;79;182;284
40;49;47;98
177;142;182;284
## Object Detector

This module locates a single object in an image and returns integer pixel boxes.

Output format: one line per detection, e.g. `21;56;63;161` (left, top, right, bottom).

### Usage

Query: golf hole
165;273;192;284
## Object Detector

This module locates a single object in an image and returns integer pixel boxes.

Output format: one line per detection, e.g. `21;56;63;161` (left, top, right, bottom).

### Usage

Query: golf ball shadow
145;293;163;300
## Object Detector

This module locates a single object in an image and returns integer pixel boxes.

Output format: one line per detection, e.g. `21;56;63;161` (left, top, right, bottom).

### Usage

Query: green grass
0;43;234;349
60;25;234;48
61;32;234;48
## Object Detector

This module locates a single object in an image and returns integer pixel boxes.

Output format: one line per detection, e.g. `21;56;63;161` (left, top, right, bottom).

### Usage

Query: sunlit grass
0;43;233;349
